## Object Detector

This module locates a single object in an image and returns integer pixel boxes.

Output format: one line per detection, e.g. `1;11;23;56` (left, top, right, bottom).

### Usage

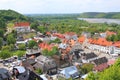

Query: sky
0;0;120;14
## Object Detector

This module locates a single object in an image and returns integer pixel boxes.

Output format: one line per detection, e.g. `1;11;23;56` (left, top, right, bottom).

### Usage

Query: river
78;18;120;24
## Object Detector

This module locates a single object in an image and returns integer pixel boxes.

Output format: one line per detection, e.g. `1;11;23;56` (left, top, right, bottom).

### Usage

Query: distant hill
79;12;120;19
0;9;32;22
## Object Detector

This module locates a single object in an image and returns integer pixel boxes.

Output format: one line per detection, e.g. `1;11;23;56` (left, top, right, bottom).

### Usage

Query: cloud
0;0;119;13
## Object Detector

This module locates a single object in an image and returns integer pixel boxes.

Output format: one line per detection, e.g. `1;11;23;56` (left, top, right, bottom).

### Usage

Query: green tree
7;34;16;44
28;40;37;49
14;50;25;57
0;50;11;59
18;43;26;50
80;63;94;74
1;45;11;51
0;30;4;37
0;37;3;49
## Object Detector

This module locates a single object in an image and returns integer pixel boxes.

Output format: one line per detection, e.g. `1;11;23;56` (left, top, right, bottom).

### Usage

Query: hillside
0;9;32;22
79;12;120;19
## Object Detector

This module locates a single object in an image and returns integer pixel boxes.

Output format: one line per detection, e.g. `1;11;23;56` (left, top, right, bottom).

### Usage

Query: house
52;55;70;68
92;57;108;71
26;48;41;58
64;32;78;40
88;38;113;54
78;36;85;44
58;66;80;79
12;66;43;80
107;59;116;66
0;68;12;80
14;22;30;33
81;52;98;63
33;55;57;75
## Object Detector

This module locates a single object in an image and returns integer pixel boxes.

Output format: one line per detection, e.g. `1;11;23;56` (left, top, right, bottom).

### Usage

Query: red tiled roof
78;36;85;43
39;43;52;51
46;32;51;35
106;31;116;36
14;22;30;27
53;33;65;39
89;38;112;46
64;32;76;36
107;59;116;65
113;41;120;48
94;63;109;71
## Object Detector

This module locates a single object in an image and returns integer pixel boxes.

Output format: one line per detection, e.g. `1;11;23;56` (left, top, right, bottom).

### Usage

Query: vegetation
80;63;94;74
35;68;43;75
0;50;12;59
85;58;120;80
49;38;61;44
28;40;37;49
18;43;26;50
42;46;59;56
79;12;120;19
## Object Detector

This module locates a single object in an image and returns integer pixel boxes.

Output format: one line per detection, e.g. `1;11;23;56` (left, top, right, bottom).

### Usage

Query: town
0;21;120;80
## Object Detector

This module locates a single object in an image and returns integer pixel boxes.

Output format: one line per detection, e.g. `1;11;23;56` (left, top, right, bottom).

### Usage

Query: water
78;18;120;24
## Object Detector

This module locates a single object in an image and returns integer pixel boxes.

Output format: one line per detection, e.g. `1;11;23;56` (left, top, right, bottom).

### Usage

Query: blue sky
0;0;120;14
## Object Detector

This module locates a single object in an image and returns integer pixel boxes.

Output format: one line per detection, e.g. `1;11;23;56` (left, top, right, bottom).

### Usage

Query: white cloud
0;0;119;13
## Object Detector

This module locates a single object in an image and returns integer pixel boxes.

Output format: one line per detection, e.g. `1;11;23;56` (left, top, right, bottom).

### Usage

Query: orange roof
113;41;120;48
78;36;85;43
89;38;112;46
106;31;116;36
14;22;30;27
64;32;76;36
53;33;65;39
39;43;52;51
46;32;51;35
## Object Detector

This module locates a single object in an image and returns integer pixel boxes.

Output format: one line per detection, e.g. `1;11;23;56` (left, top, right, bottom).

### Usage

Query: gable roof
106;31;116;36
93;57;108;65
88;38;112;46
0;68;11;79
78;36;85;43
14;22;30;27
94;63;108;71
82;52;97;60
60;66;78;79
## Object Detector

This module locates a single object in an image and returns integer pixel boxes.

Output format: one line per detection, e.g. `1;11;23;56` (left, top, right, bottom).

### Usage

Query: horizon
0;0;120;14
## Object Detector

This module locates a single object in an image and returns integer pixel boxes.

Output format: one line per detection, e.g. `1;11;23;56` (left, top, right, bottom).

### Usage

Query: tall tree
7;34;16;44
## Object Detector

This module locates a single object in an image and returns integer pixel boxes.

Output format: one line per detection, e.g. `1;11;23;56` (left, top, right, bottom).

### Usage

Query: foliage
49;38;61;44
0;50;12;59
1;45;11;51
28;40;37;49
0;29;4;37
7;33;16;45
18;43;26;50
86;58;120;80
79;12;120;19
0;37;3;49
80;63;94;74
42;46;59;56
13;50;26;57
35;68;43;75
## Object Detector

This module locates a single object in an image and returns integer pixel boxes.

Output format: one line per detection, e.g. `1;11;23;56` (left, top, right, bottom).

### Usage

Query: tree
86;58;120;80
80;63;94;74
1;45;11;51
14;50;25;57
0;30;4;37
18;43;26;50
7;34;16;44
0;37;3;49
28;40;37;49
42;47;59;56
0;50;11;59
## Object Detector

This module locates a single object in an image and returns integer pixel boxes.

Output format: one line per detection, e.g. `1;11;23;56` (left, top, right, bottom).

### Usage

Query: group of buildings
0;22;119;80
